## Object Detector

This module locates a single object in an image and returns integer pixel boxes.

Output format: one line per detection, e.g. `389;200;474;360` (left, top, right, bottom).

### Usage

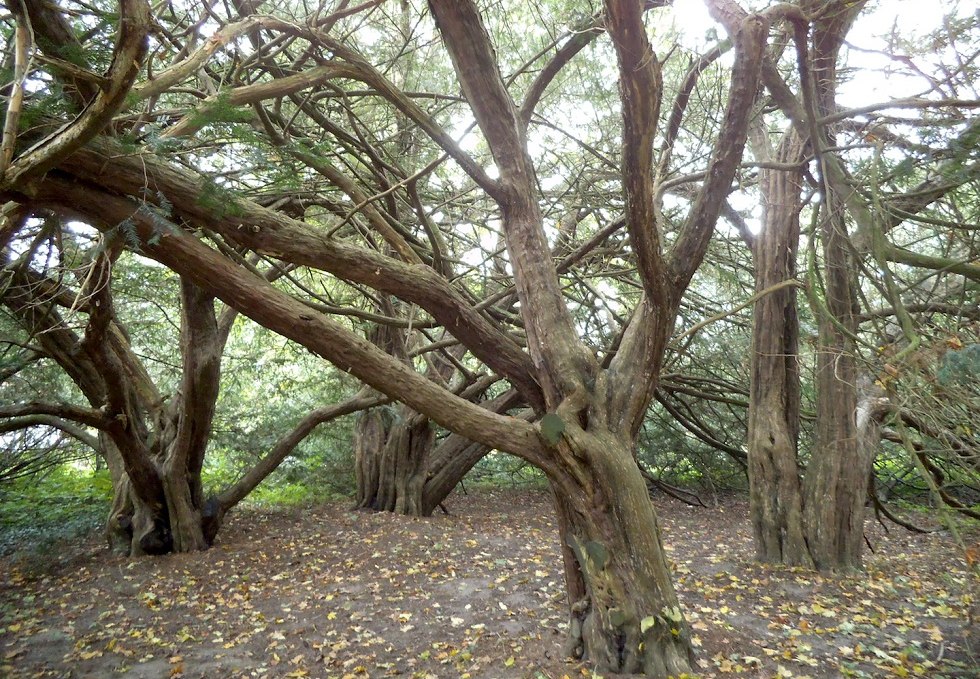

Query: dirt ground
0;489;976;678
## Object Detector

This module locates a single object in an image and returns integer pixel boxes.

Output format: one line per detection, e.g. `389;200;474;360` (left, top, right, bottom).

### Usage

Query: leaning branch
672;278;805;345
54;137;544;410
666;12;768;298
217;391;389;510
0;402;109;430
31;178;547;467
0;414;103;452
884;246;980;284
0;7;31;178
603;0;668;305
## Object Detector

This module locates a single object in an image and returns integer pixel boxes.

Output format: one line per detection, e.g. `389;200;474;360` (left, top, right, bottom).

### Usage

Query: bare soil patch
1;490;976;678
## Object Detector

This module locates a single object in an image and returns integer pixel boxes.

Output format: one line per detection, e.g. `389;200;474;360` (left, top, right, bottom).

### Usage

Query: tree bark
420;435;492;516
161;279;222;552
717;0;873;572
549;425;694;676
803;198;868;571
352;312;445;516
746;129;813;567
800;0;871;572
354;406;389;509
356;406;434;515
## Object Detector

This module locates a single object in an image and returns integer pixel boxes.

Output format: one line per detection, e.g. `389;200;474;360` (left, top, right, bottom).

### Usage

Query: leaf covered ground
1;490;976;678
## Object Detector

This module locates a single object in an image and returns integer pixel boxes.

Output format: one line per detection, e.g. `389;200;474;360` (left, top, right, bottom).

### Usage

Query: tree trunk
803;222;868;570
354;406;388;509
356;406;434;516
746;129;813;567
162;461;209;552
800;0;871;572
390;413;434;516
732;0;872;572
104;436;135;555
549;425;694;676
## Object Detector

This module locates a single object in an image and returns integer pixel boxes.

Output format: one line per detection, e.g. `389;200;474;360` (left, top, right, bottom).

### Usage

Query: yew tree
0;0;773;673
0;216;385;554
718;0;980;570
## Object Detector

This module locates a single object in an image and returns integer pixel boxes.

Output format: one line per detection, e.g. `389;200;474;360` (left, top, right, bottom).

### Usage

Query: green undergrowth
240;479;344;509
0;468;112;561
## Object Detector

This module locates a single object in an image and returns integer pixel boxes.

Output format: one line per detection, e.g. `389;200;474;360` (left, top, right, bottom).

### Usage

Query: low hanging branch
640;466;707;507
868;479;935;534
216;390;390;510
30;177;547;468
0;403;110;431
671;278;806;346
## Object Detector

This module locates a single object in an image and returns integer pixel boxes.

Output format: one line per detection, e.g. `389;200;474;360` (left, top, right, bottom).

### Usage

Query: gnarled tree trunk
549;424;694;676
0;253;228;555
356;406;434;515
799;0;871;572
353;314;440;516
354;405;389;509
732;0;873;572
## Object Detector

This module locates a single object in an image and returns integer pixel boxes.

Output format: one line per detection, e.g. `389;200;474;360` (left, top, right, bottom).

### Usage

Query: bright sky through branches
672;0;971;105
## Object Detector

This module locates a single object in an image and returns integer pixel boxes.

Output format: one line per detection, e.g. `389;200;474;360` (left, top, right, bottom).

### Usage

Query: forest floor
0;489;977;679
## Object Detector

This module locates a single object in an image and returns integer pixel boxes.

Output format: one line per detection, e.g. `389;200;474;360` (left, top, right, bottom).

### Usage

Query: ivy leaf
539;413;565;445
585;540;609;570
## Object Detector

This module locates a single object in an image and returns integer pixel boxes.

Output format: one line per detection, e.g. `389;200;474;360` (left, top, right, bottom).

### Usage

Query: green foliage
585;540;609;570
103;190;176;251
186;91;255;132
0;467;111;558
466;452;549;489
195;176;246;220
937;344;980;386
243;479;339;508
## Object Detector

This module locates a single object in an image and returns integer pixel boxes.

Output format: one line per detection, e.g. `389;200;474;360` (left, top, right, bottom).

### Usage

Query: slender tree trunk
421;435;492;515
159;279;220;552
733;0;873;572
803;197;867;570
747;129;813;566
800;0;871;572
